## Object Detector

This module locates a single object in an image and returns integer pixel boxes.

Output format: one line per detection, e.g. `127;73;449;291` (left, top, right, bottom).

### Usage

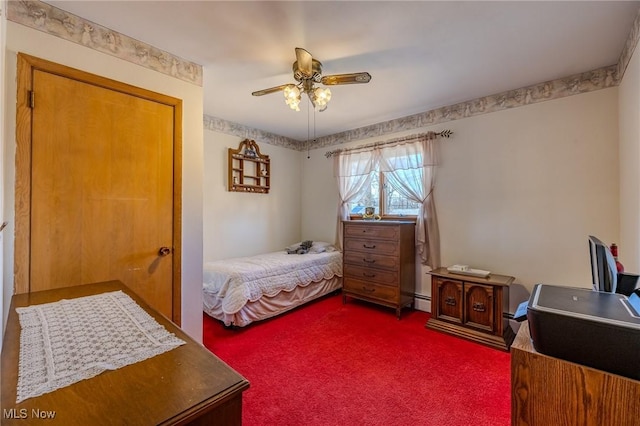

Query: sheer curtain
334;133;440;267
378;134;440;267
333;149;377;249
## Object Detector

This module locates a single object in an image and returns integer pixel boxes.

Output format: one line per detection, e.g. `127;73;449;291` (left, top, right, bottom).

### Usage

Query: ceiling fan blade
251;84;291;96
321;72;372;86
295;47;313;78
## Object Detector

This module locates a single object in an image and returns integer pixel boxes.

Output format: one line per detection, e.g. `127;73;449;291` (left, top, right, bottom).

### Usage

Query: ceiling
47;1;640;142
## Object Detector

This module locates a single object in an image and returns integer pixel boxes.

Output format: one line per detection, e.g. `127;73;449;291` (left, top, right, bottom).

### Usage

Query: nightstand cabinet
427;267;515;351
342;221;416;318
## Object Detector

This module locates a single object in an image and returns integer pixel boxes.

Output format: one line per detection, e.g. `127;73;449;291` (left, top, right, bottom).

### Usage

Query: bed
203;243;343;327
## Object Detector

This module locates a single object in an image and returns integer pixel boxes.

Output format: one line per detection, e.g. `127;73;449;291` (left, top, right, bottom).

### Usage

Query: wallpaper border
207;63;619;152
309;65;619;150
203;116;301;150
7;0;203;86
211;6;640;151
9;1;639;151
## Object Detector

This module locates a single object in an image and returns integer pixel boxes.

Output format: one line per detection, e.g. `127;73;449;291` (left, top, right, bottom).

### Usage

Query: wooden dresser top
430;267;515;287
343;220;416;226
1;281;249;425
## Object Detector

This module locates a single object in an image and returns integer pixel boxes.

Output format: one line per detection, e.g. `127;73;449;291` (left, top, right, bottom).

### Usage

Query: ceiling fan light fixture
286;98;301;111
313;87;332;109
284;84;301;111
253;48;370;114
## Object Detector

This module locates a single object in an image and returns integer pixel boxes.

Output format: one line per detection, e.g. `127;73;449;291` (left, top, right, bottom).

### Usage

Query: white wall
619;43;640;274
3;22;205;340
302;88;620;313
203;130;302;261
4;8;630;342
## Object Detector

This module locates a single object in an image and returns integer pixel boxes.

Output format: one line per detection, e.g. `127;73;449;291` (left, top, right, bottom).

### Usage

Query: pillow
285;241;313;254
309;241;337;253
285;242;302;252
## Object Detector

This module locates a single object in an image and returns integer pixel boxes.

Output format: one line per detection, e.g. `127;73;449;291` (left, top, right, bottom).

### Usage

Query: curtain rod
324;130;453;158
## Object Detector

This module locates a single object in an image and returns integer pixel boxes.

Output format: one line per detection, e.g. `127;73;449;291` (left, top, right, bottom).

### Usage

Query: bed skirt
203;276;342;327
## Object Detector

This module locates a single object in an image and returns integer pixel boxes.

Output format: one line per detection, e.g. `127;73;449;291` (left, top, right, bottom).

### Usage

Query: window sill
348;215;417;222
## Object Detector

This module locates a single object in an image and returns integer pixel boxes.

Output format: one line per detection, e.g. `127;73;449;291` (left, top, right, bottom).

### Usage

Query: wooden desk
511;321;640;425
1;281;249;425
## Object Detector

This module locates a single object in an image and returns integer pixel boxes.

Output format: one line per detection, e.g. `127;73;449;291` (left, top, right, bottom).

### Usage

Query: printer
524;284;640;380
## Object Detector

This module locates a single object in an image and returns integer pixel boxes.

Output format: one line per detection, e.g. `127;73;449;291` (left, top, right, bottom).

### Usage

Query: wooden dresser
342;220;416;318
427;267;515;351
1;281;249;425
511;321;640;425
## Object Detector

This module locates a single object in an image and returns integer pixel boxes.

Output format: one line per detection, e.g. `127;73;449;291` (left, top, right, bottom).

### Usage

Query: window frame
348;171;419;221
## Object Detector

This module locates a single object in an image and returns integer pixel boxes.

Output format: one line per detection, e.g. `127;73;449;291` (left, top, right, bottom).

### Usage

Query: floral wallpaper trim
8;0;203;86
208;64;619;151
221;8;640;151
10;1;637;151
310;64;619;150
203;115;301;151
617;6;640;81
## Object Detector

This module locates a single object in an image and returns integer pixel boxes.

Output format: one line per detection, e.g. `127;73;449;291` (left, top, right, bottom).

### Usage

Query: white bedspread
203;251;342;315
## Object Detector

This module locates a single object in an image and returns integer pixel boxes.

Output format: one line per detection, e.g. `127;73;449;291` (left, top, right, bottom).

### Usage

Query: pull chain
310;107;315;159
307;98;311;159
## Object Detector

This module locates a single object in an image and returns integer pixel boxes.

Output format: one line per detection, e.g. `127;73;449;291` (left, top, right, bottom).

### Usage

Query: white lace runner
15;290;185;403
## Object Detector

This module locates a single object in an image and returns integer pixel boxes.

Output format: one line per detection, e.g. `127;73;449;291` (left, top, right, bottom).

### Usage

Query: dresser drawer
343;238;399;256
344;223;399;240
344;264;397;285
341;221;415;319
344;278;398;303
343;251;399;271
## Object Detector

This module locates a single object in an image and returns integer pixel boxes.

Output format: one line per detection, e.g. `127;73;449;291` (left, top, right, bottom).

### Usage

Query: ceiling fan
251;47;372;112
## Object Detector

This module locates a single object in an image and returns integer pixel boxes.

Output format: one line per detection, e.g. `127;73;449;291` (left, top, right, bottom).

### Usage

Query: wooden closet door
25;67;175;319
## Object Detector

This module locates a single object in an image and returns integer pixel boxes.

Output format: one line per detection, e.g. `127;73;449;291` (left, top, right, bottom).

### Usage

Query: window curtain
333;149;377;249
334;133;441;267
378;134;440;267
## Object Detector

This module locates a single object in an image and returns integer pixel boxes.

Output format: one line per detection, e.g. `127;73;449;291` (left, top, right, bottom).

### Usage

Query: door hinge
28;90;35;108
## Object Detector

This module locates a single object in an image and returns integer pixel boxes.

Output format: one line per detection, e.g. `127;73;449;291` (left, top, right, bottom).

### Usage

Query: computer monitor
589;235;618;293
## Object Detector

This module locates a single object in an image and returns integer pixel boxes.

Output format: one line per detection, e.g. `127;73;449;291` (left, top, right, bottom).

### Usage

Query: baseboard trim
413;293;431;313
413;293;431;301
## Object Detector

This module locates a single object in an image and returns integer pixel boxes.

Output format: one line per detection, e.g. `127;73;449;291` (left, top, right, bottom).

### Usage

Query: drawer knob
362;258;376;263
363;244;376;249
472;302;486;312
363;272;376;278
445;296;456;306
362;286;375;293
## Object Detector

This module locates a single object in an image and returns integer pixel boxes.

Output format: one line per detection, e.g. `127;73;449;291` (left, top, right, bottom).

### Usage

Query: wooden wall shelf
228;139;270;194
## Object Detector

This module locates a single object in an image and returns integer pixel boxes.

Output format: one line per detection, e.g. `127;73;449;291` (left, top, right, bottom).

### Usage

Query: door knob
158;247;172;257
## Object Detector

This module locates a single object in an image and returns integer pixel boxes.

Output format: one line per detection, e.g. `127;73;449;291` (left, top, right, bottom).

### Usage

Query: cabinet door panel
464;283;494;332
436;279;463;323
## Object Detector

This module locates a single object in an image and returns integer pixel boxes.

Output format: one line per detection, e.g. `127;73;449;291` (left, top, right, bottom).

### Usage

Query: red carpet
203;293;511;426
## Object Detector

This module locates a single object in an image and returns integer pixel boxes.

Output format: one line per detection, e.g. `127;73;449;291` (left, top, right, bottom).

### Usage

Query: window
348;170;420;218
334;132;440;267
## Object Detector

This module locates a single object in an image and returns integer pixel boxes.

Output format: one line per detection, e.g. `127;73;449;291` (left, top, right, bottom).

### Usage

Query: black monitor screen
589;235;618;293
